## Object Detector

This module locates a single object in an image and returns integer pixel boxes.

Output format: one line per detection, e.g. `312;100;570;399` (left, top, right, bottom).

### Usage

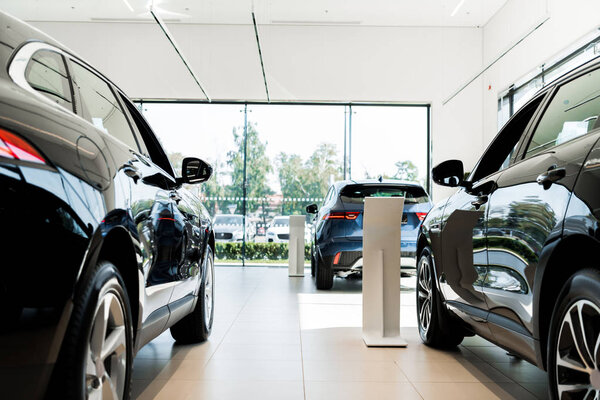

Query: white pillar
362;197;407;347
288;215;305;277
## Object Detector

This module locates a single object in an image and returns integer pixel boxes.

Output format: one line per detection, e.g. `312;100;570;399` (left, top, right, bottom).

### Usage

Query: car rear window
340;185;430;204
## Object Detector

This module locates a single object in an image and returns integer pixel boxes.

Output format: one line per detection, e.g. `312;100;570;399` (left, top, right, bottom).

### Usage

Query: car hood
214;224;244;234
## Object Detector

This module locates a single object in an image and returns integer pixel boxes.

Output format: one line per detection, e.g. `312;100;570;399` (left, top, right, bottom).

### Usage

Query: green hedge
215;242;311;261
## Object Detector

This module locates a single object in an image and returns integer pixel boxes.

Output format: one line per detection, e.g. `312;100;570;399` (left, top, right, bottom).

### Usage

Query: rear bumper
317;238;417;270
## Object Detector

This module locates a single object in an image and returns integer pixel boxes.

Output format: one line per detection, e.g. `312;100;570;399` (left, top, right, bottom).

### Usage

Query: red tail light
323;211;361;220
416;212;428;222
333;252;341;265
345;212;360;220
322;212;345;220
0;128;46;164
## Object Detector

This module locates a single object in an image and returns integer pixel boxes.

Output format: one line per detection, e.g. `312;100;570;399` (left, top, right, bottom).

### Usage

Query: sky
140;103;428;192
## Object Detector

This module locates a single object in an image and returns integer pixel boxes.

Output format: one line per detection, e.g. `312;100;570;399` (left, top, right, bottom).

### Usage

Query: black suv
417;55;600;398
0;13;215;399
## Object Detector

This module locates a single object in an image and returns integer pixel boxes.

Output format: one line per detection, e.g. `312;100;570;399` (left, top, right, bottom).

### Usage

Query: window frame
117;92;176;179
467;91;548;185
518;64;600;162
8;42;76;113
67;58;143;153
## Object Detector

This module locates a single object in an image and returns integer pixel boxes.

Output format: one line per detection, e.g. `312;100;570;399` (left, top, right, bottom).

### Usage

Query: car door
484;65;600;352
116;94;205;315
437;93;546;339
68;59;181;336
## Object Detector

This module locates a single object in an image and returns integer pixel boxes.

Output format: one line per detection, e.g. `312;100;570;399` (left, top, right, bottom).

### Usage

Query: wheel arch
534;233;600;370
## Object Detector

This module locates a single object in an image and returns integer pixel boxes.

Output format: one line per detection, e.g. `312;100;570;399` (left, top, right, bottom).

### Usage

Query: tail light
0;128;46;164
323;211;361;220
333;252;341;265
416;212;428;222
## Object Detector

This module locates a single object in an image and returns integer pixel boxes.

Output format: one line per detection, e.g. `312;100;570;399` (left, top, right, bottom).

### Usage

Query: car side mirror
306;203;318;214
181;157;212;184
432;159;469;188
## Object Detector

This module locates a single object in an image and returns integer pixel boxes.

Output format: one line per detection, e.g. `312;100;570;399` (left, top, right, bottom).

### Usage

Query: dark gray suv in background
0;12;215;399
417;55;600;398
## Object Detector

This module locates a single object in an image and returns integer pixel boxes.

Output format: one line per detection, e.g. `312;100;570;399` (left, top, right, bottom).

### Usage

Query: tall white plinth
362;197;407;347
288;215;305;277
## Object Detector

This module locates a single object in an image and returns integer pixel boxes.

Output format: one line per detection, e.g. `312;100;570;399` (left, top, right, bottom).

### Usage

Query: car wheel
171;246;214;343
56;261;133;400
417;247;464;348
311;246;316;277
548;268;600;400
315;252;334;290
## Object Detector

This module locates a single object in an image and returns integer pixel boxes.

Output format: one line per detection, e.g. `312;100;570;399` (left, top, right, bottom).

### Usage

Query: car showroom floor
131;266;549;400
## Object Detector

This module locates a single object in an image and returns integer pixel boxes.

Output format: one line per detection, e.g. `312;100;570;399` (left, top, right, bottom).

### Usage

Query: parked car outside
266;215;312;243
213;214;254;242
307;180;432;289
0;12;215;399
416;55;600;399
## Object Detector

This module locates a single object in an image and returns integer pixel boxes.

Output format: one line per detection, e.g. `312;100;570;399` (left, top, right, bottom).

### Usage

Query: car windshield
340;184;430;204
272;217;289;227
214;215;243;225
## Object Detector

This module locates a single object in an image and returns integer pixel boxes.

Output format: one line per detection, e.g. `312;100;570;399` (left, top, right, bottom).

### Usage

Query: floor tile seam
483;358;547;399
392;359;429;400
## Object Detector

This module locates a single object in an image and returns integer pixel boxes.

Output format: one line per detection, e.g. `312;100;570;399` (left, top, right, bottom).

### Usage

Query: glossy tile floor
132;266;549;400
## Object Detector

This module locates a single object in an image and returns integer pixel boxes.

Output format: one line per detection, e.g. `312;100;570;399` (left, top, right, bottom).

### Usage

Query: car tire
311;246;316;277
170;246;214;343
315;252;334;290
417;247;464;348
548;268;600;400
54;261;134;400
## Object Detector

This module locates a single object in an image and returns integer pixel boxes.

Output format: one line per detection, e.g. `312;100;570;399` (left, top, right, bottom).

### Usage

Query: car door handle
471;195;488;209
537;166;566;188
120;161;141;183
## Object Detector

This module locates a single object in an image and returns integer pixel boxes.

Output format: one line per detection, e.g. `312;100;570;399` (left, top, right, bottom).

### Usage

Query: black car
307;180;432;289
417;55;600;398
0;13;216;399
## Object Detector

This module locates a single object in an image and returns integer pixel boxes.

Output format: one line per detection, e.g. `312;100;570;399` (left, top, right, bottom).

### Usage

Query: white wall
481;0;600;144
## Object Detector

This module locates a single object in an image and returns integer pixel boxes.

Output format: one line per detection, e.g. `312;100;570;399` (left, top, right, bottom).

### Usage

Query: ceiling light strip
150;7;211;101
252;12;270;102
442;16;549;105
450;0;466;17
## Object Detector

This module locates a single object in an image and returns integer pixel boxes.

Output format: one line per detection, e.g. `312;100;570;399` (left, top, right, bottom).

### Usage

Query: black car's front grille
278;234;289;240
216;232;233;239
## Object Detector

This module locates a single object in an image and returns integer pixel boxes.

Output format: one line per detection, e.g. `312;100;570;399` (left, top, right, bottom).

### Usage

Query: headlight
267;231;275;236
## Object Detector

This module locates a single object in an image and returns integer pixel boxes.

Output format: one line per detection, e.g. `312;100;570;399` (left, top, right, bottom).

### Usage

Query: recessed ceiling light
451;0;466;17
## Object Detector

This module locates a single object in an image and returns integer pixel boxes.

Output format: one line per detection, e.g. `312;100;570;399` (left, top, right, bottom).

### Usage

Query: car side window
322;186;334;207
118;95;176;178
25;50;73;111
69;61;140;151
525;68;600;158
470;95;544;182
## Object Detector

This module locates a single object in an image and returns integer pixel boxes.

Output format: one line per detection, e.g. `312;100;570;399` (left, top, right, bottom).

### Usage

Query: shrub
215;242;311;261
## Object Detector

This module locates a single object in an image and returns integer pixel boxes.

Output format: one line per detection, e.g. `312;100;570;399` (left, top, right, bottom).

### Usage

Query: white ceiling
2;0;507;27
0;0;506;102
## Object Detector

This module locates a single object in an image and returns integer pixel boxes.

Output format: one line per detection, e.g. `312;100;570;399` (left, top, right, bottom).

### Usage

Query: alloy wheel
418;257;433;334
85;281;127;400
555;299;600;399
204;255;214;328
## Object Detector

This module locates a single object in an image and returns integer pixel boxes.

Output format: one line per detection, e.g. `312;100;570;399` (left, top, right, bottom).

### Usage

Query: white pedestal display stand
362;197;407;347
288;215;305;277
